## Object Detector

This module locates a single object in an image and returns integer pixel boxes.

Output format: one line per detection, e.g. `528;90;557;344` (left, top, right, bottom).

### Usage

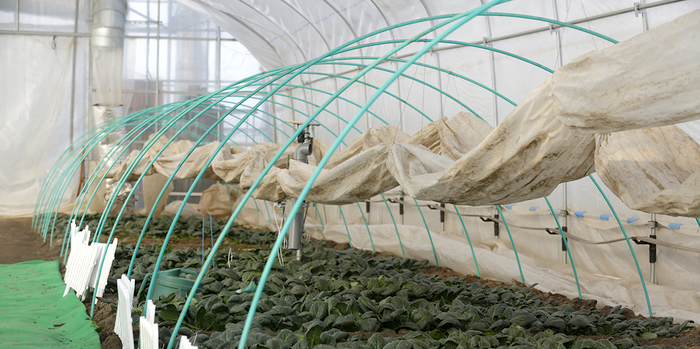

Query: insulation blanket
244;81;595;205
106;11;700;217
552;10;700;133
595;125;700;217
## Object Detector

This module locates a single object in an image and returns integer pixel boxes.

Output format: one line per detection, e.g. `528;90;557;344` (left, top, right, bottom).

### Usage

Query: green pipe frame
58;105;270;258
453;205;480;278
412;198;439;267
338;206;352;247
30;4;660;345
40;100;269;247
232;3;509;347
496;205;525;284
590;175;652;316
357;203;376;253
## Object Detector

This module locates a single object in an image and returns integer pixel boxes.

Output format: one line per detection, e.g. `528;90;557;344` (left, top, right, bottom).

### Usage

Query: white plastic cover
0;35;76;216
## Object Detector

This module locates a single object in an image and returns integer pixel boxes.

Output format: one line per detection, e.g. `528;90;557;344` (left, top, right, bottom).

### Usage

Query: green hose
495;205;525;284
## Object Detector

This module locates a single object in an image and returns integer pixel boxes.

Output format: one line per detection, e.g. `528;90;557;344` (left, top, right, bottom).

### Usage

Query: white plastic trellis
178;336;199;349
63;220;119;300
115;275;135;349
90;238;119;298
140;300;159;349
63;221;98;300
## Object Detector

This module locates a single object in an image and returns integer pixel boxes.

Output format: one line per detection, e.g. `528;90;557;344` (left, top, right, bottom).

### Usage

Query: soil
0;218;62;264
90;294;120;349
132;236;262;253
2;217;698;349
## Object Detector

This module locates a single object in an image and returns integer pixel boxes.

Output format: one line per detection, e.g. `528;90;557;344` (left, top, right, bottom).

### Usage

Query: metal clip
634;2;643;17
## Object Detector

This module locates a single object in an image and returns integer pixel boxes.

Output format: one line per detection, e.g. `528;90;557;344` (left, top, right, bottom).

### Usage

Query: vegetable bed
99;215;693;349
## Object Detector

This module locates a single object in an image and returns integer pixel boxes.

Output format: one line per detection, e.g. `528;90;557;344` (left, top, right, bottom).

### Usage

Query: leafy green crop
102;215;693;349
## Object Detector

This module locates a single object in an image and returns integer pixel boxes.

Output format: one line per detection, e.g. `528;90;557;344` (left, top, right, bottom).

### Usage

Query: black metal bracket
365;201;370;213
545;227;569;251
479;214;499;237
440;203;445;223
632;235;657;264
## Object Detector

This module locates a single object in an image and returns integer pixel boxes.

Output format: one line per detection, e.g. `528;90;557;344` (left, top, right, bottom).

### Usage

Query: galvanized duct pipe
91;0;129;212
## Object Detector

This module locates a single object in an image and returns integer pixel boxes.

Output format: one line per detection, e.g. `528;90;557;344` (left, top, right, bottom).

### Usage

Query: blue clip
626;218;639;224
575;211;585;218
529;206;538;211
505;204;514;209
669;223;682;230
599;215;610;221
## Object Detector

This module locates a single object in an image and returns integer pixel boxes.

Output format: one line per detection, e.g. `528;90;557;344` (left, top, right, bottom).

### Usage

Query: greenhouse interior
2;0;700;348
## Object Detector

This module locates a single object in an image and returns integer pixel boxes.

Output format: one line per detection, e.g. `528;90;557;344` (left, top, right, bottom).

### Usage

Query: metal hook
51;36;56;50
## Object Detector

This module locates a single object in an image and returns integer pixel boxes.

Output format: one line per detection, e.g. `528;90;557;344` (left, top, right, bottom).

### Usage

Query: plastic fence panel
92;238;118;298
115;275;135;349
178;336;199;349
140;300;159;349
63;224;99;300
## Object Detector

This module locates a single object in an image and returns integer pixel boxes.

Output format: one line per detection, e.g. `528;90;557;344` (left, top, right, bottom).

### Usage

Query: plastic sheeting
0;35;76;216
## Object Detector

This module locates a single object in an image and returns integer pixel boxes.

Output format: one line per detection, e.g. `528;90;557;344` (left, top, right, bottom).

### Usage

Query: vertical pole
440;202;446;231
155;0;161;119
217;27;222;137
552;0;568;264
270;94;279;144
493;206;500;238
638;0;650;32
481;0;498;125
69;0;79;149
649;213;657;284
86;0;93;166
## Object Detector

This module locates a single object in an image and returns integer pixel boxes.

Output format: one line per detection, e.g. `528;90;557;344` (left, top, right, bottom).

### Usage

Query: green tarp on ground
0;260;101;348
